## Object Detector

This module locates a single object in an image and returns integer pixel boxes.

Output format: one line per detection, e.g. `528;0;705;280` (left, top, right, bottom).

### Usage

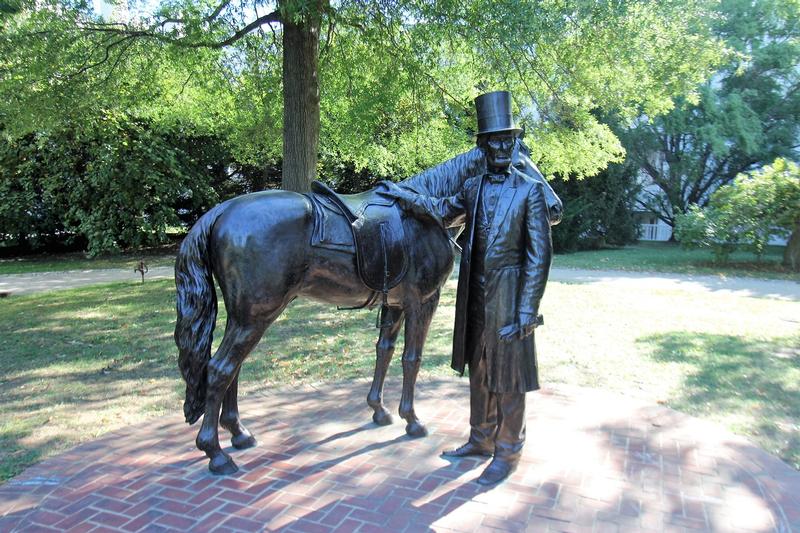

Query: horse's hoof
209;453;239;475
373;410;394;426
405;421;428;438
231;433;258;450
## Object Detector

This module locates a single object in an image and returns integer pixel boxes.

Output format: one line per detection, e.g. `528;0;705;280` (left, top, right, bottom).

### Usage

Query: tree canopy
0;0;732;253
619;0;800;227
2;0;725;186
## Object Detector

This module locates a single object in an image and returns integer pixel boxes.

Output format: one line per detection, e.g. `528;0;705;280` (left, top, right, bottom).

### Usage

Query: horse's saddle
308;181;408;296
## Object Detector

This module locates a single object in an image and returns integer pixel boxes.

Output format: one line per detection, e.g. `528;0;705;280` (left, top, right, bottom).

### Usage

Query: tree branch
199;11;282;48
67;34;136;79
102;36;138;83
155;0;233;29
80;10;282;50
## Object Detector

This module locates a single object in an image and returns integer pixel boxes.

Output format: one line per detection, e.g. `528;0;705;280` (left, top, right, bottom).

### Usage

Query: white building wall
639;222;672;241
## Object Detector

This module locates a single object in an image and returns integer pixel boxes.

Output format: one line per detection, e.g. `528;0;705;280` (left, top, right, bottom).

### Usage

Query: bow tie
487;173;507;184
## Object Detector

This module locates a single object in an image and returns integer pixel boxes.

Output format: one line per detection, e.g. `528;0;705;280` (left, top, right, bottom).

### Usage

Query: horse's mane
400;148;485;197
395;139;563;225
399;140;544;197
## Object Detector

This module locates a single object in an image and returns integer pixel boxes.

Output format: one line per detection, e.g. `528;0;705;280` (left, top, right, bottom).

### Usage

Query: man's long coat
411;168;552;393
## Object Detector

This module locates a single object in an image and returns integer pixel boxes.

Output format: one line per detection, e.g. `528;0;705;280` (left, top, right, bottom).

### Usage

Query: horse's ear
517;137;531;157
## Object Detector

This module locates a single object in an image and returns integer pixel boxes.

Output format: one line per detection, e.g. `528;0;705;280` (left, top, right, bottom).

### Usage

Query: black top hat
475;91;523;136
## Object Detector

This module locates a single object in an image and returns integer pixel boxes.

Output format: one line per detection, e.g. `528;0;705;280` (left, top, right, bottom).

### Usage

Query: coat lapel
466;175;484;256
486;172;519;248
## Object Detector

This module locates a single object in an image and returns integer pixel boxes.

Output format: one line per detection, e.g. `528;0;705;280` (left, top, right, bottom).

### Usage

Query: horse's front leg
399;291;440;438
367;306;405;426
220;372;257;450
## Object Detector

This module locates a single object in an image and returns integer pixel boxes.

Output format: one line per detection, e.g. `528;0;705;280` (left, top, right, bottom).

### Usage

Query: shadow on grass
639;331;800;469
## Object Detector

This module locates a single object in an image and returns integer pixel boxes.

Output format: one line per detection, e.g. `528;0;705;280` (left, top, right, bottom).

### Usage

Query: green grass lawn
1;272;798;482
2;241;796;282
554;241;798;280
0;244;178;275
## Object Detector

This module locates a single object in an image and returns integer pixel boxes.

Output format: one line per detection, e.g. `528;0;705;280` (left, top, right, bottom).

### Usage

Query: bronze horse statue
175;141;562;474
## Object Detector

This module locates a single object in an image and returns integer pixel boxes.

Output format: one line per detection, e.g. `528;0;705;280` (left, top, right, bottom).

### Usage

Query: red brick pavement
1;378;798;532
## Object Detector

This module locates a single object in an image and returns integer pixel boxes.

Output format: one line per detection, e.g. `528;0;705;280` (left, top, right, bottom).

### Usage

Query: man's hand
497;323;521;341
498;314;543;342
377;181;445;227
377;181;417;207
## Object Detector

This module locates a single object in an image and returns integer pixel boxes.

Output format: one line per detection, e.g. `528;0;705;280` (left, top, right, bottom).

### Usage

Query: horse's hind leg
367;306;404;426
399;291;440;438
195;318;268;475
220;372;256;450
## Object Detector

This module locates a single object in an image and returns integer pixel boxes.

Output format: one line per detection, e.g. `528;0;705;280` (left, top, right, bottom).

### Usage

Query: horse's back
210;191;313;315
215;190;311;236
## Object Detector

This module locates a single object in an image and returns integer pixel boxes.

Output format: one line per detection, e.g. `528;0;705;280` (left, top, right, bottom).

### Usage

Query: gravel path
0;266;175;295
1;265;798;300
551;267;800;301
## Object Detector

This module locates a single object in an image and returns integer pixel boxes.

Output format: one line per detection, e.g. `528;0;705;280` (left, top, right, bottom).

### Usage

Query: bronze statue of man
382;90;552;485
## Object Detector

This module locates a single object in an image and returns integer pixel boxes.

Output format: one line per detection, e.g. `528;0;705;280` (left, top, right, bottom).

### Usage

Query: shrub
675;159;800;264
0;114;225;255
675;205;739;262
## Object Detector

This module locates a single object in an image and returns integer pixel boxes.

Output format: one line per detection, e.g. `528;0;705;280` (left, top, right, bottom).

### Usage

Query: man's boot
441;441;493;458
477;456;518;485
476;392;525;485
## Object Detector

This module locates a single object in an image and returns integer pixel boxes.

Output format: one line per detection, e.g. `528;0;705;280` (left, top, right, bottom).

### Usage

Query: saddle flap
352;203;408;292
309;180;409;294
311;180;358;223
306;194;356;252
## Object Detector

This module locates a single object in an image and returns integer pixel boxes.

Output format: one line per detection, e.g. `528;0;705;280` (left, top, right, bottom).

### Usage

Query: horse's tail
174;201;229;424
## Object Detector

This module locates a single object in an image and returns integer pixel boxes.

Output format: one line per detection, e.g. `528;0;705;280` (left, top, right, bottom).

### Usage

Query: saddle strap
376;223;390;328
337;290;381;312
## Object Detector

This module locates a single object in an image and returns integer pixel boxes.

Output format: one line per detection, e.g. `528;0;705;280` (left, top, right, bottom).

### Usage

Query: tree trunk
783;220;800;271
281;8;321;192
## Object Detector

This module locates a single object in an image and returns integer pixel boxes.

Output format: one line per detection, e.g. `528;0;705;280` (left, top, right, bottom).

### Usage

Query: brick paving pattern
1;377;798;532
